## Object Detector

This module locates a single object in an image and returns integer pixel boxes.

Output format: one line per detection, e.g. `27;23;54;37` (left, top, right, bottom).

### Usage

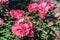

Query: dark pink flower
54;12;60;18
12;21;34;38
10;10;25;19
28;3;38;13
0;18;4;25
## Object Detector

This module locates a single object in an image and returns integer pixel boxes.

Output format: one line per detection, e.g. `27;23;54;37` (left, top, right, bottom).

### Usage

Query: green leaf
0;37;7;40
25;12;29;16
42;25;47;28
37;21;41;24
0;10;4;12
35;13;39;16
14;37;20;40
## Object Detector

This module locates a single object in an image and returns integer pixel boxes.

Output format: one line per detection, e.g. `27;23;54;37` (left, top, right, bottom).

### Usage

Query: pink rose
54;12;60;18
12;21;34;38
28;3;38;13
10;10;25;19
12;24;26;38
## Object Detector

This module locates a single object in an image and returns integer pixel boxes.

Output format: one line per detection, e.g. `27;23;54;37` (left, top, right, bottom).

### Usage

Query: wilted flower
12;21;34;38
10;10;25;19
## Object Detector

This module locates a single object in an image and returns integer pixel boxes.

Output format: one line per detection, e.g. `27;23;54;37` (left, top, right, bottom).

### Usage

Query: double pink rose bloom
12;21;34;38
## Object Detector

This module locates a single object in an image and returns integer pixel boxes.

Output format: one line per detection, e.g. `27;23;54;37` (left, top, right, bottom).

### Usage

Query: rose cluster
10;10;35;38
9;1;59;38
28;1;57;19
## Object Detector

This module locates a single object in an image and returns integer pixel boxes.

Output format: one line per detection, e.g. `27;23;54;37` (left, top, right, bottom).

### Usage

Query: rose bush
0;0;60;40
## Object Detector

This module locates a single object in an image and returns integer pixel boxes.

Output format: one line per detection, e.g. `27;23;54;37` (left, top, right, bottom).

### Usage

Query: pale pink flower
54;12;60;18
